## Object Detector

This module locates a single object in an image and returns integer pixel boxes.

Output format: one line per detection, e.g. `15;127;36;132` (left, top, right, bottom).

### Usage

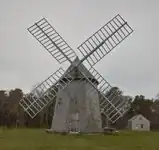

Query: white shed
128;114;150;131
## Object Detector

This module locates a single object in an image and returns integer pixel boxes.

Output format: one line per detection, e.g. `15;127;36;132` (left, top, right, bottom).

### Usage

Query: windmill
19;14;133;133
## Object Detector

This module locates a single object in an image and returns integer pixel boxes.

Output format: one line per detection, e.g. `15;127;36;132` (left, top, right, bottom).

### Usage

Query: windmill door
69;113;79;132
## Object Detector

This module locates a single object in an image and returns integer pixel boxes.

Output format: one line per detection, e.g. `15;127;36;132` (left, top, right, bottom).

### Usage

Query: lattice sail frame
28;18;77;64
19;68;73;118
78;14;133;68
80;67;130;123
20;14;133;123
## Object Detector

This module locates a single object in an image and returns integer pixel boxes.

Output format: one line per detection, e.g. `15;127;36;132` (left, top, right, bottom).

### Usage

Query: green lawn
0;128;159;150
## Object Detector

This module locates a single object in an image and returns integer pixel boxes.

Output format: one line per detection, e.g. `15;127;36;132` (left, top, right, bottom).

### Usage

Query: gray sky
0;0;158;99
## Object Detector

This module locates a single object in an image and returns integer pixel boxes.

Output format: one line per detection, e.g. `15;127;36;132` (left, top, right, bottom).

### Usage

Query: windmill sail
78;69;129;123
28;18;77;64
78;14;133;68
19;68;73;118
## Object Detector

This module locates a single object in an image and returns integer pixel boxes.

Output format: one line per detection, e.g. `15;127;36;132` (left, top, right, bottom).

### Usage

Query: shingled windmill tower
19;14;133;133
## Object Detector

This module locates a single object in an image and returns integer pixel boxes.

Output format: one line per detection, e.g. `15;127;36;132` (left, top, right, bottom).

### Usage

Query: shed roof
128;114;149;122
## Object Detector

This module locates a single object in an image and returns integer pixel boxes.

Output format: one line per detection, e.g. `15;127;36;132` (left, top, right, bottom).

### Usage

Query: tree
155;92;159;101
130;95;153;120
0;90;8;111
6;89;24;127
0;90;8;126
150;100;159;130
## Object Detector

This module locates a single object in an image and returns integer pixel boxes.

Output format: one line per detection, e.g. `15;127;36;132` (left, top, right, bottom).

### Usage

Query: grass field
0;128;159;150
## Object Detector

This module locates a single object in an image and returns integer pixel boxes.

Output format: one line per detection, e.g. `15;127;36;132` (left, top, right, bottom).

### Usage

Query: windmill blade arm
19;68;73;118
100;92;131;123
78;14;133;68
28;18;77;64
79;67;129;123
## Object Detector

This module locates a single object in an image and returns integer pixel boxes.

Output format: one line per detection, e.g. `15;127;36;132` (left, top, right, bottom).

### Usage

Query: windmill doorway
69;113;80;133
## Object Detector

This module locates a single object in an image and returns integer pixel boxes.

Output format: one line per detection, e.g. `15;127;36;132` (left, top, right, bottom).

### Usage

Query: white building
128;114;150;131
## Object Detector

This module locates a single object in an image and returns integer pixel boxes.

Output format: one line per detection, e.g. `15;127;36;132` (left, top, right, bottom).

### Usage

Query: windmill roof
67;57;94;77
61;57;98;83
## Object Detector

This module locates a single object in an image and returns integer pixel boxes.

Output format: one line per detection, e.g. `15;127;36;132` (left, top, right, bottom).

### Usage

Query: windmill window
74;99;77;104
58;97;62;105
136;124;140;129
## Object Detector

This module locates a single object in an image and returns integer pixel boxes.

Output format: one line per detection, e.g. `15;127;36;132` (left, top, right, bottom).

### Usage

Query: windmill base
50;80;102;133
45;129;105;135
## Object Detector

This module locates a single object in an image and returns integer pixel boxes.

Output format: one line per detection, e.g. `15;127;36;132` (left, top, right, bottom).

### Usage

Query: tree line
0;88;159;130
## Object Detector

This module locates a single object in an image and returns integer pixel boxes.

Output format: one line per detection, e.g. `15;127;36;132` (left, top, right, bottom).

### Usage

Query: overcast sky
0;0;158;99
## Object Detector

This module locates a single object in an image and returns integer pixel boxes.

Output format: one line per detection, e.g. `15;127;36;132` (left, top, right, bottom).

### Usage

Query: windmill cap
60;57;98;84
